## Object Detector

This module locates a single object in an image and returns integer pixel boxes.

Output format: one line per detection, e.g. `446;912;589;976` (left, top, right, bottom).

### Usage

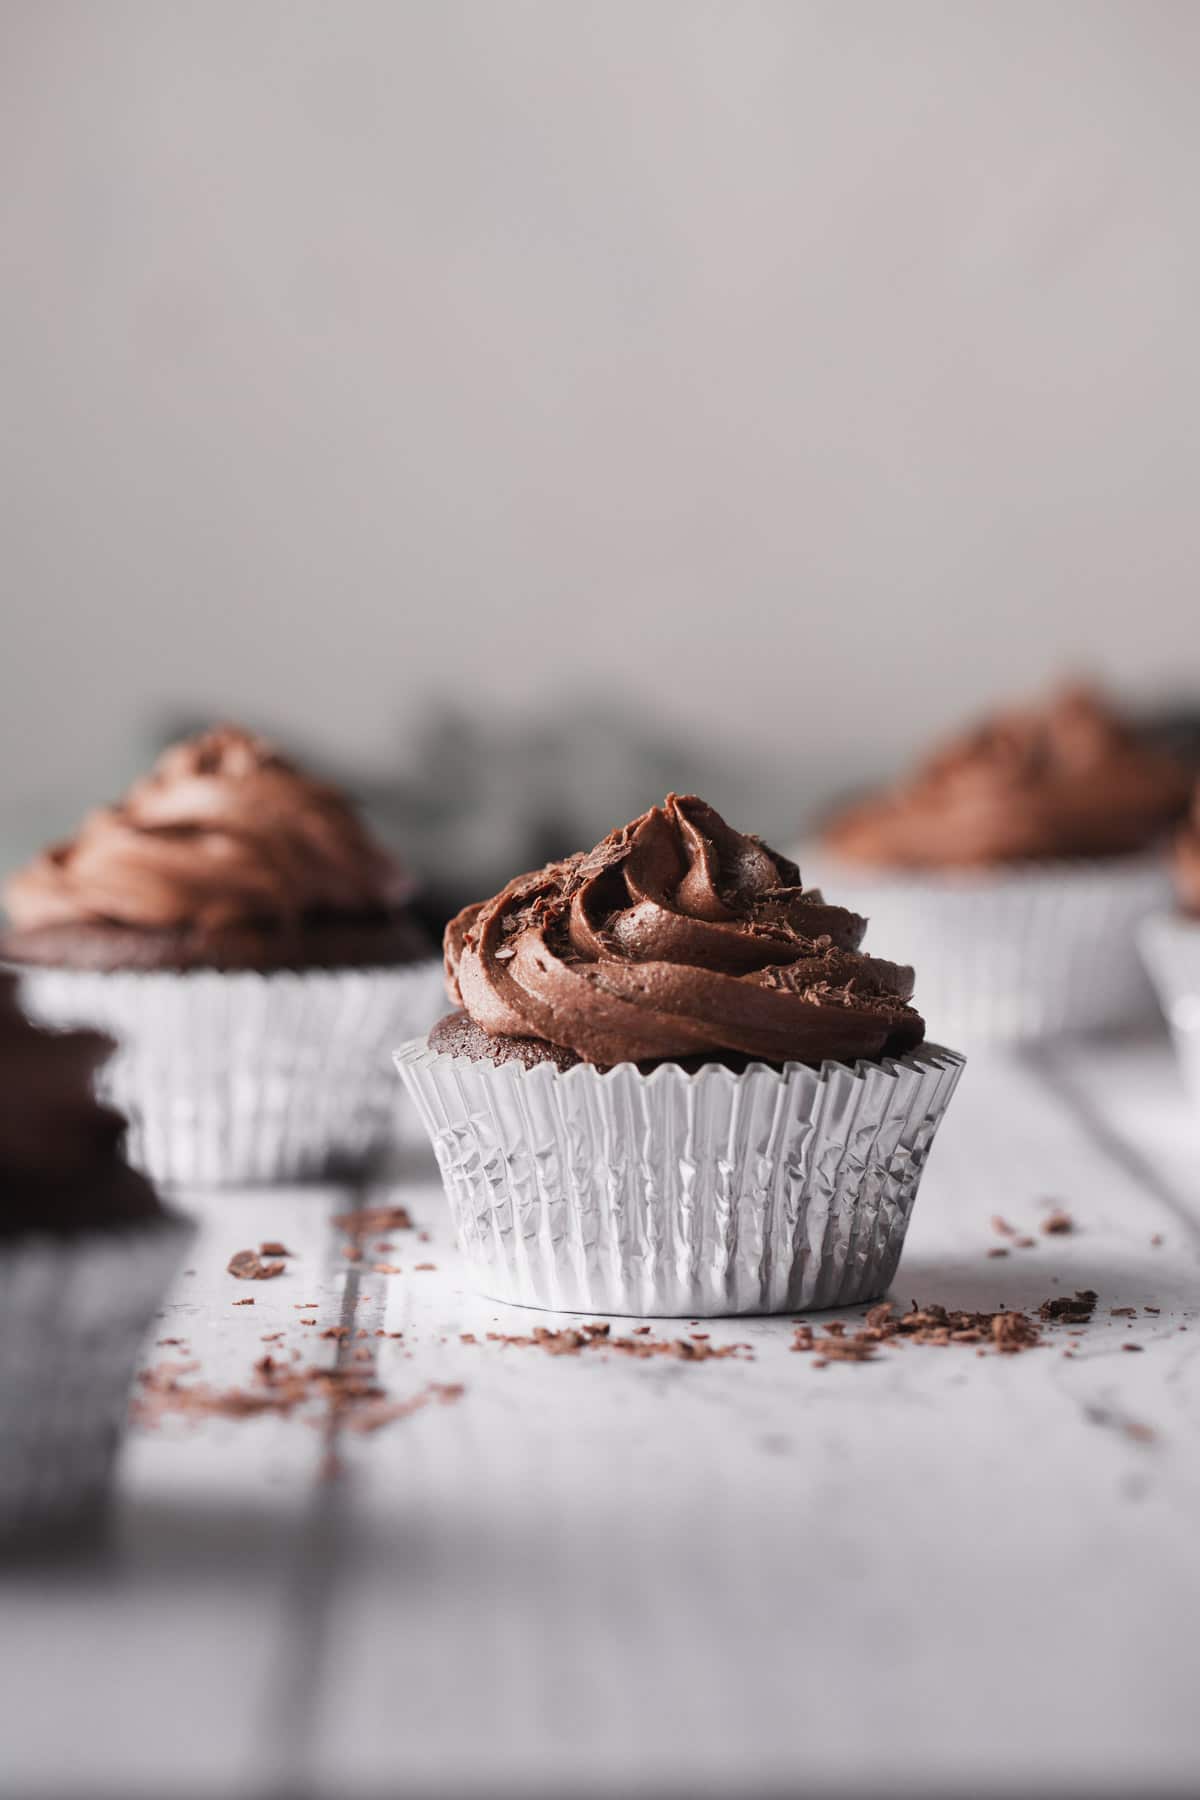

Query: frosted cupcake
813;685;1189;1046
2;727;445;1184
396;793;963;1316
1139;781;1200;1104
0;972;190;1535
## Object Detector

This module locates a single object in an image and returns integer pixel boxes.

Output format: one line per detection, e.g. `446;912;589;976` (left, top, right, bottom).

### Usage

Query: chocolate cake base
428;1010;822;1076
1;909;433;974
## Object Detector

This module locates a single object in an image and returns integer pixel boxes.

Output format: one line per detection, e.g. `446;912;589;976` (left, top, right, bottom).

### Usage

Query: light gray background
2;0;1198;834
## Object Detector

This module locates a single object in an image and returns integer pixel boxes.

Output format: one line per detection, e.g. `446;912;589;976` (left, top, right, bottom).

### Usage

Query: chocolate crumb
1145;1306;1160;1315
460;1333;477;1345
1111;1307;1137;1318
1151;1233;1163;1247
232;1298;255;1307
414;1263;437;1272
1122;1343;1144;1353
372;1263;403;1275
228;1249;285;1281
1041;1209;1074;1235
1014;1236;1036;1250
260;1241;292;1257
991;1216;1016;1237
987;1247;1009;1259
333;1203;414;1236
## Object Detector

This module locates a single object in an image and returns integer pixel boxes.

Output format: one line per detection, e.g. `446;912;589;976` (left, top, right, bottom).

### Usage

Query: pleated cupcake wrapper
1138;913;1200;1107
0;1215;193;1537
395;1039;965;1316
797;849;1171;1047
12;960;447;1187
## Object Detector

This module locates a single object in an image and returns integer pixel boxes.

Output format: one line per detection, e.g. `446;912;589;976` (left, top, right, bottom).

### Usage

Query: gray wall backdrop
1;1;1198;834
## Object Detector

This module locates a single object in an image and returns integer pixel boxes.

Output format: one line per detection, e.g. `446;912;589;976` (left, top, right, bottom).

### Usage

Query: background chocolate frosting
443;794;924;1067
0;973;161;1235
1174;782;1200;916
3;726;411;938
823;685;1191;868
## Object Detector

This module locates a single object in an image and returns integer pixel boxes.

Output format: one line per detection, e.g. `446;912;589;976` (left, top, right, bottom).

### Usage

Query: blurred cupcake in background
396;793;963;1317
1139;780;1200;1105
2;727;444;1184
809;684;1190;1046
0;972;190;1537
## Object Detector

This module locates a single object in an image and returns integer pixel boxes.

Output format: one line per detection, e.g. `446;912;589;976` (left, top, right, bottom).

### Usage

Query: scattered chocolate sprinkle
1122;1343;1144;1353
299;1318;317;1326
1145;1306;1160;1315
1151;1234;1163;1247
1013;1236;1036;1250
1111;1307;1137;1318
583;1322;610;1339
632;1325;652;1335
320;1326;349;1340
156;1337;185;1347
414;1263;437;1272
372;1263;403;1275
460;1333;477;1345
990;1216;1016;1237
333;1203;414;1236
233;1299;254;1307
1041;1209;1074;1235
228;1249;285;1281
260;1241;292;1258
1040;1291;1097;1325
986;1247;1009;1259
483;1324;751;1362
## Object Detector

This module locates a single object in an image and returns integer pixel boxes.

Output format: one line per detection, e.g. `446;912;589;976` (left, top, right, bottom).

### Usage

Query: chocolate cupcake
811;685;1190;1044
1139;780;1200;1105
396;795;963;1316
0;972;190;1535
3;728;445;1183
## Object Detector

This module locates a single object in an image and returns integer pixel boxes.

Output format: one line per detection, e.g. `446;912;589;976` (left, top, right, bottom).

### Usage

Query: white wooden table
4;1034;1200;1800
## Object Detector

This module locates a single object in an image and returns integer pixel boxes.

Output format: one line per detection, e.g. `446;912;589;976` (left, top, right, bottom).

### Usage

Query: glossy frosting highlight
824;685;1190;868
444;794;924;1067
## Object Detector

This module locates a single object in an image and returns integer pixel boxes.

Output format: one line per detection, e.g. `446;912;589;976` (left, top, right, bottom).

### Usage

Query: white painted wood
3;1041;1200;1797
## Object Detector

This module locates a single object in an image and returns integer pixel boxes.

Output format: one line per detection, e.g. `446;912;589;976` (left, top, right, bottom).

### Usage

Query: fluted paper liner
798;848;1170;1046
0;1215;193;1536
13;960;446;1186
395;1039;965;1316
1139;913;1200;1107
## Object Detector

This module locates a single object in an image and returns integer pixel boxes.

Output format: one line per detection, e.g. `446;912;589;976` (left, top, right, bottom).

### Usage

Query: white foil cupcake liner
12;960;446;1186
395;1038;964;1316
1139;913;1200;1107
0;1216;193;1537
797;848;1171;1047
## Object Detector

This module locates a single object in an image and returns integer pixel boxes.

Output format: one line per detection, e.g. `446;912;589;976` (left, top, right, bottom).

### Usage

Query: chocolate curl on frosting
445;794;924;1067
4;727;408;934
824;684;1191;868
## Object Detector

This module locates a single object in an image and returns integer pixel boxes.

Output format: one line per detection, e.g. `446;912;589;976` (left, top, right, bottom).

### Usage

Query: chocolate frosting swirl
4;727;409;935
1174;782;1200;916
0;973;161;1235
824;685;1190;868
444;794;924;1067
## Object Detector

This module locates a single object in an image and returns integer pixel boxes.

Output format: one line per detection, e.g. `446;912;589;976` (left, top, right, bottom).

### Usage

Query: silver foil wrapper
13;960;446;1186
395;1039;964;1316
0;1216;193;1536
797;847;1171;1046
1139;913;1200;1106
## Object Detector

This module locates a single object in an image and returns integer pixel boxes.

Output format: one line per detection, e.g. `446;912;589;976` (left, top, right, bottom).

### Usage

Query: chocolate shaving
333;1203;414;1236
227;1249;285;1281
